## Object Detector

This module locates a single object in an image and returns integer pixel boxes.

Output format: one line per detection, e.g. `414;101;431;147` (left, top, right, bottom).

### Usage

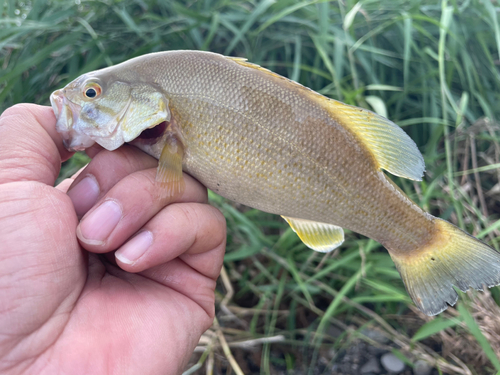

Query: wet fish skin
50;50;500;316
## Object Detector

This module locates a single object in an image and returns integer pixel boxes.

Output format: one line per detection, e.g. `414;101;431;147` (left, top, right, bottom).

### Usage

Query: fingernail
67;175;100;217
78;200;122;245
115;231;153;264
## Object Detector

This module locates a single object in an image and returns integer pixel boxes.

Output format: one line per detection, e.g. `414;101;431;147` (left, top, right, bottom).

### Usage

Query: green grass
2;0;500;373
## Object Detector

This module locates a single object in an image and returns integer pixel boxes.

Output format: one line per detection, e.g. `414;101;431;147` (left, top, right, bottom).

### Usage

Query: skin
0;104;226;375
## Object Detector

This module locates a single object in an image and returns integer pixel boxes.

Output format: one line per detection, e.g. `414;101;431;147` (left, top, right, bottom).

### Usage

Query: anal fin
282;216;344;253
156;132;185;199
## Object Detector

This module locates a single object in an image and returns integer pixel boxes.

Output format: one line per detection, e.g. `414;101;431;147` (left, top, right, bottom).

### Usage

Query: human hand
0;104;226;375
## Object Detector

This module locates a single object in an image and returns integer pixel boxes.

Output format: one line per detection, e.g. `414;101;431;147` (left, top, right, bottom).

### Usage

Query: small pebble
361;328;390;344
413;359;432;375
361;357;381;374
381;353;405;373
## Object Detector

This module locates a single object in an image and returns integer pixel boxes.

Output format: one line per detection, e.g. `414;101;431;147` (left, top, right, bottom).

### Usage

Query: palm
50;254;212;374
0;105;225;375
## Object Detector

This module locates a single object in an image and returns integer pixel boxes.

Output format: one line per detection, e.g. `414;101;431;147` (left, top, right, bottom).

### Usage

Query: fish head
50;71;170;152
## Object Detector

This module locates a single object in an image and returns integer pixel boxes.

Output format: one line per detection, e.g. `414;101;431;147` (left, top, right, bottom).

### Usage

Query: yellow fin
390;218;500;316
282;216;344;253
325;99;425;181
156;133;185;198
226;56;284;80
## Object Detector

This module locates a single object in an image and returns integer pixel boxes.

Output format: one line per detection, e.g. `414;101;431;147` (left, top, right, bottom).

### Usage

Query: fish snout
50;89;74;133
50;89;65;119
50;89;96;152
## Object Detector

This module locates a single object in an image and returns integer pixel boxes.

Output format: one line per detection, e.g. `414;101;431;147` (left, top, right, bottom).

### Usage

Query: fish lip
50;90;82;131
63;139;89;152
50;89;96;151
50;90;63;118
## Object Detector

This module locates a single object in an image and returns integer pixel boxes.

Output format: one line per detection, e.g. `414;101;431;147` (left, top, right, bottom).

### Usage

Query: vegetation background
2;0;500;373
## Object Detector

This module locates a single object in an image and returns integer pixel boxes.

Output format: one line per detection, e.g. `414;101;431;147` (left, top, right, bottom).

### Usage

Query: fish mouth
50;89;96;152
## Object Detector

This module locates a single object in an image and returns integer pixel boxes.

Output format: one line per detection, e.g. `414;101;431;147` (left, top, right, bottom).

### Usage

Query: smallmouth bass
50;50;500;316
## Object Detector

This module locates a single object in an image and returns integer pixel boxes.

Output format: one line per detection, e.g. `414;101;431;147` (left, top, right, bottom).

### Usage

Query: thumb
0;104;73;185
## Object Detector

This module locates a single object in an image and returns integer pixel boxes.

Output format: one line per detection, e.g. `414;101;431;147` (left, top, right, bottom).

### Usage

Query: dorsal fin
226;56;284;80
227;56;424;181
325;99;425;181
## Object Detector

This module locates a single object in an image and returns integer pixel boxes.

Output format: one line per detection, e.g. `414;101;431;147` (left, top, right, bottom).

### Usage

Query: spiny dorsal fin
226;56;285;80
282;216;344;253
325;99;425;181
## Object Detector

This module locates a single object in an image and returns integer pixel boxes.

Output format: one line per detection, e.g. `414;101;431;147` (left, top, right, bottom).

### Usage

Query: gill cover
76;82;170;150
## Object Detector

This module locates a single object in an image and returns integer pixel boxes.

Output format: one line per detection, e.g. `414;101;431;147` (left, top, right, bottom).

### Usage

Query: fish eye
85;88;97;98
83;84;102;99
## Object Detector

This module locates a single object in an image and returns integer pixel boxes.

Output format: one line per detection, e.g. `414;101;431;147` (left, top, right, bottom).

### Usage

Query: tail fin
390;218;500;316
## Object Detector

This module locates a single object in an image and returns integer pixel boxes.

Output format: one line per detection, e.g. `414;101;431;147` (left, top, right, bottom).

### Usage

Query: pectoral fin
282;216;344;253
156;132;185;198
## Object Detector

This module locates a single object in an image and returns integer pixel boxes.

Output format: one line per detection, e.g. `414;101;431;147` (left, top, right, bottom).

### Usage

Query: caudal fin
390;218;500;316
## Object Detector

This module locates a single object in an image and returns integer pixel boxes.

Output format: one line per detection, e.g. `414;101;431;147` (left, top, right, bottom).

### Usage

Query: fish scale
50;50;500;316
142;54;437;252
160;66;423;246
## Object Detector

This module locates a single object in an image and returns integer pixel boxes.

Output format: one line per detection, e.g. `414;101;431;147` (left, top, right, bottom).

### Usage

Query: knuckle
0;105;27;130
189;204;227;248
1;103;30;119
128;169;157;203
173;203;197;225
0;104;44;129
210;206;226;228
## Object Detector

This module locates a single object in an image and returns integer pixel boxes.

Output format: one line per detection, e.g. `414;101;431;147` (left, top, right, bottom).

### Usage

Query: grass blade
224;0;276;56
412;316;462;342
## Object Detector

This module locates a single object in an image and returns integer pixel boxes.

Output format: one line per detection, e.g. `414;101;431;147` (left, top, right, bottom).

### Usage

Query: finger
76;167;208;252
142;258;219;318
108;199;225;318
85;143;104;159
66;145;159;218
55;165;88;193
0;104;73;185
115;202;226;279
56;178;75;193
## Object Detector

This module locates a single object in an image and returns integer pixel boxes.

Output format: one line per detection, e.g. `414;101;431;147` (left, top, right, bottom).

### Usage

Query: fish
50;50;500;316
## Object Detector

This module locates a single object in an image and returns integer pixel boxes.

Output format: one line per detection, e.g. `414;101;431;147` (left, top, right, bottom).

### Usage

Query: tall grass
2;0;500;373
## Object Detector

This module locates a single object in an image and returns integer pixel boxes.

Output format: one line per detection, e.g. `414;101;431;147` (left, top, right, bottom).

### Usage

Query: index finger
0;104;73;185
